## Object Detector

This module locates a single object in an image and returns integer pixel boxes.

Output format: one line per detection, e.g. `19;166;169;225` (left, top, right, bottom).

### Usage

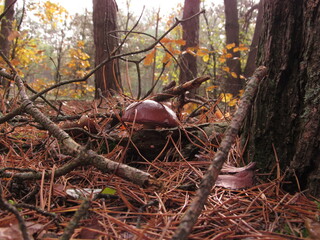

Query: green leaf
101;187;116;195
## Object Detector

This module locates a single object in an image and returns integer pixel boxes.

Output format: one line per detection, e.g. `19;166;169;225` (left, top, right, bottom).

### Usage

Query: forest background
0;0;258;102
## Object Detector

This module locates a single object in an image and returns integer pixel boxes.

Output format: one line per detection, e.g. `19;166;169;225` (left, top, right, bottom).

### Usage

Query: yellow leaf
77;40;85;47
172;49;181;55
231;72;238;78
219;93;233;103
226;43;235;49
228;98;238;106
183;102;198;114
175;39;186;45
160;38;171;44
186;48;196;56
218;57;226;63
206;85;218;91
196;48;208;56
240;75;246;80
222;66;230;72
202;54;209;62
239;46;249;51
144;49;155;65
11;59;20;66
214;109;224;119
233;47;239;52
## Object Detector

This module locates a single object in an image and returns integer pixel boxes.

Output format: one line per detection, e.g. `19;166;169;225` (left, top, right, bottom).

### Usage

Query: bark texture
244;0;320;196
244;0;263;78
92;0;121;98
179;0;200;91
223;0;243;95
0;0;15;87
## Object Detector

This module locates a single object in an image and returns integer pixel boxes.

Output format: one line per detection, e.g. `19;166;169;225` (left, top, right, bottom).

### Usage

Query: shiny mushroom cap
122;100;179;128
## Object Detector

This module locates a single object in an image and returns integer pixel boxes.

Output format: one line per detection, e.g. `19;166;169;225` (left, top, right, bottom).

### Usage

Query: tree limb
0;58;158;188
171;66;267;239
151;75;210;102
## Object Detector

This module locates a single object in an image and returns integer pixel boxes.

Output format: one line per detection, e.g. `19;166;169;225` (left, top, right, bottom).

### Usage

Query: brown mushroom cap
122;100;179;127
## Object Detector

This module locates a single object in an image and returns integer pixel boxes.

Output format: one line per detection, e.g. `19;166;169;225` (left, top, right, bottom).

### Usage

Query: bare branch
172;66;267;239
151;75;210;102
0;53;158;188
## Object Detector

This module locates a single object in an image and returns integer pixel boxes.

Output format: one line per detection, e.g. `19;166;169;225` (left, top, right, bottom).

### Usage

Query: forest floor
0;99;319;240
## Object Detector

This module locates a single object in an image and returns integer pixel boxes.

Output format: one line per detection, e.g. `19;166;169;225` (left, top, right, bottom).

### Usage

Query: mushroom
122;100;179;128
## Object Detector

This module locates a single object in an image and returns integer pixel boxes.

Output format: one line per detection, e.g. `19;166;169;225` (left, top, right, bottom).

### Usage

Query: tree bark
92;0;121;98
179;0;200;96
0;0;15;88
244;0;320;196
223;0;243;96
243;0;263;78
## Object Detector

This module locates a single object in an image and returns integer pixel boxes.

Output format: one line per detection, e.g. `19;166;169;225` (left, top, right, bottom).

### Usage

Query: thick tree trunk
0;0;15;88
243;0;263;78
179;0;200;95
223;0;243;95
92;0;121;98
244;0;320;196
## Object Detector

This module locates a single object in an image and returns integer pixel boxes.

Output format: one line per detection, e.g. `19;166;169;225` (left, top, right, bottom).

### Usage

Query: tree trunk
179;0;200;96
243;0;263;78
223;0;243;96
0;0;15;88
92;0;121;98
244;0;320;196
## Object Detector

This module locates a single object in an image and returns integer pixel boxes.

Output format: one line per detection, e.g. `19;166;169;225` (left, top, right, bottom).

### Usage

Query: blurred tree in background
0;0;15;95
179;0;200;96
0;0;260;101
92;0;121;98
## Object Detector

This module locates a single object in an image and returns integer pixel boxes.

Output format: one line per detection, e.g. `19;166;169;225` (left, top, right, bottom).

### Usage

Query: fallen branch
0;181;31;240
171;66;268;239
0;12;208;187
0;67;158;188
60;199;91;240
151;76;210;102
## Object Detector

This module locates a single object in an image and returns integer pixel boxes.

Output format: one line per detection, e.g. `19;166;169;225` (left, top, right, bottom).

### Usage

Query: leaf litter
0;98;319;240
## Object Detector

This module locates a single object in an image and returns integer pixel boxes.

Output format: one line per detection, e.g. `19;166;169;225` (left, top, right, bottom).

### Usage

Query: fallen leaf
304;218;320;239
216;163;256;189
216;170;255;189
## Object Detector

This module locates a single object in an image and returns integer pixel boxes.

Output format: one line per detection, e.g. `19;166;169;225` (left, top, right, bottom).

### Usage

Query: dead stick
171;66;267;239
60;199;91;240
0;181;31;240
3;72;157;188
151;76;210;102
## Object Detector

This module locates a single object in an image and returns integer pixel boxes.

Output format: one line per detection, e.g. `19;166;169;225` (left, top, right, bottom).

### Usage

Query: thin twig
60;199;91;240
0;181;31;240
